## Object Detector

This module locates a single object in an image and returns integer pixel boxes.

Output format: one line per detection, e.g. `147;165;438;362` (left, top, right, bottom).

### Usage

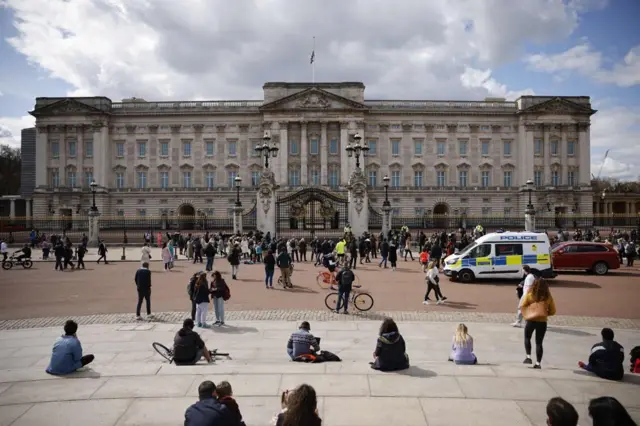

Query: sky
0;0;638;181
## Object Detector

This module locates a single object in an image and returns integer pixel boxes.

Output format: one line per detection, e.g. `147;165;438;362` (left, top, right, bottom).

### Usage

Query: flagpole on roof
311;36;316;83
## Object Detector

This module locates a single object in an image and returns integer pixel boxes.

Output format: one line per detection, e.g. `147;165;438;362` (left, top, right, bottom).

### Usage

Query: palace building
26;82;598;233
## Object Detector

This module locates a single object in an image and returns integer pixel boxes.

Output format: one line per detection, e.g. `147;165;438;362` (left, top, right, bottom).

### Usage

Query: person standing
335;264;355;314
141;242;151;265
193;272;210;328
423;261;446;304
512;265;537;327
227;242;241;280
349;238;358;269
404;234;414;261
211;271;229;326
76;245;86;270
299;238;307;262
378;239;389;268
134;262;153;321
277;248;292;288
520;278;556;369
263;249;276;289
161;242;172;272
204;241;215;272
388;239;398;271
96;240;108;264
54;241;65;271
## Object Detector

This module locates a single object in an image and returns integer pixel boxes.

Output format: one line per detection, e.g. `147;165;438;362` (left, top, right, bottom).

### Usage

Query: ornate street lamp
345;133;370;169
255;131;279;168
525;179;534;210
383;175;390;207
234;176;242;207
89;181;98;212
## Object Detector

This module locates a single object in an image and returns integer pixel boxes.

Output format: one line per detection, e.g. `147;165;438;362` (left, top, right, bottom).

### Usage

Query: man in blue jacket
46;320;94;375
184;380;237;426
578;327;625;381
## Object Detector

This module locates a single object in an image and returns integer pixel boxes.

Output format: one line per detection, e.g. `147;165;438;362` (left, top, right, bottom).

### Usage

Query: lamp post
233;176;243;235
90;181;98;212
382;175;391;237
234;176;242;207
524;179;535;232
255;131;279;168
345;133;370;169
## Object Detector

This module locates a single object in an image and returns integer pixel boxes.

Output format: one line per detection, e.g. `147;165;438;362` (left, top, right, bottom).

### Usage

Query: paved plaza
0;320;638;426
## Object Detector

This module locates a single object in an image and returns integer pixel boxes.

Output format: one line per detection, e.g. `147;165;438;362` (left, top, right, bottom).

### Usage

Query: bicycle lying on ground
324;286;374;312
152;342;231;364
2;256;33;270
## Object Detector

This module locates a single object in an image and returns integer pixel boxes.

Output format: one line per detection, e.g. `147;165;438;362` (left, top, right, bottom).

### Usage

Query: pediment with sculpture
30;98;107;118
260;88;369;111
519;97;596;116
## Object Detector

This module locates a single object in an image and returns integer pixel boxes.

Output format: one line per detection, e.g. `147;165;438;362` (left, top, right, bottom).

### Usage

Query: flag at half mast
310;36;315;64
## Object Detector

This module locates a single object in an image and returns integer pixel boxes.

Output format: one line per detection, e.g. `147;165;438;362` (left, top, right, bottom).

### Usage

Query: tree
591;177;640;194
0;144;21;195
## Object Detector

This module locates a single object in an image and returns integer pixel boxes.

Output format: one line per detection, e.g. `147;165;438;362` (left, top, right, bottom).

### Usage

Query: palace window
290;140;299;155
567;141;576;156
84;170;93;186
550;140;559;155
205;141;215;156
551;170;560;186
116;142;124;158
310;138;319;155
138;142;146;157
391;170;401;188
228;141;237;156
481;141;490;156
85;140;93;158
413;171;423;187
503;171;512;188
391;140;400;156
503;140;512;156
567;170;576;186
183;171;191;188
459;141;468;156
137;171;147;189
329;138;338;154
67;171;76;188
51;141;60;159
368;140;377;155
116;173;124;189
310;168;320;185
414;140;423;155
436;170;446;187
68;140;77;157
183;141;191;157
206;172;215;189
328;167;339;188
534;170;543;187
228;170;238;188
51;170;59;187
481;170;490;187
251;171;260;186
459;170;468;187
534;139;543;155
137;209;146;217
368;170;377;187
288;168;300;186
160;171;169;188
437;141;446;156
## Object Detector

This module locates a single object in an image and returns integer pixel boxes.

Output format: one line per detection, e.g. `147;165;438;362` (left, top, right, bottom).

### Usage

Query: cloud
460;67;535;100
525;43;640;87
1;0;595;101
0;115;35;148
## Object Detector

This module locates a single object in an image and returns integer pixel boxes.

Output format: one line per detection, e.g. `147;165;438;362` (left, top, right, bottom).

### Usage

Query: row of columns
596;201;637;215
2;197;32;220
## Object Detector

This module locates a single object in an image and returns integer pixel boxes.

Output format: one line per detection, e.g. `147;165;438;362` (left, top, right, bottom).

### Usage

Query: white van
443;231;555;282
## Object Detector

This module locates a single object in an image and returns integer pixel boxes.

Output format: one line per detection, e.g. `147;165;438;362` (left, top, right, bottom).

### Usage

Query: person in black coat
388;240;398;270
430;240;443;268
578;328;625;381
76;245;86;270
370;318;409;372
184;380;236;426
378;239;389;268
134;262;152;320
97;240;108;264
227;243;241;280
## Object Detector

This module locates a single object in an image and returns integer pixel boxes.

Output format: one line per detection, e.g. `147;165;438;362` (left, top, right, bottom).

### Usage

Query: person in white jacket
423;261;447;305
512;265;536;327
140;243;152;265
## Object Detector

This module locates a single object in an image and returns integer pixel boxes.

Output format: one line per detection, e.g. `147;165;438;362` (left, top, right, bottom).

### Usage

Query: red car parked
551;241;620;275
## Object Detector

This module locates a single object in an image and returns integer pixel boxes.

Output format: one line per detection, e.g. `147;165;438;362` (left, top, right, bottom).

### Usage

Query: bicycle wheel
324;292;340;310
22;260;33;269
152;342;174;363
316;272;332;290
353;292;374;312
2;261;13;270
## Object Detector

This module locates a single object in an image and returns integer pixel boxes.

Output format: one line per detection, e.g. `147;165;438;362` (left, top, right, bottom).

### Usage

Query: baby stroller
277;264;294;288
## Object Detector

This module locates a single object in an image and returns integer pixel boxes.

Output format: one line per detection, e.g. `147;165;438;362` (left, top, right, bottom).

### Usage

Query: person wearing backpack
211;270;230;326
334;264;355;314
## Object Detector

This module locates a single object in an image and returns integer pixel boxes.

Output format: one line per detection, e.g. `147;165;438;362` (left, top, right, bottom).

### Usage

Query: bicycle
152;342;231;364
2;256;33;270
324;288;374;312
316;269;360;290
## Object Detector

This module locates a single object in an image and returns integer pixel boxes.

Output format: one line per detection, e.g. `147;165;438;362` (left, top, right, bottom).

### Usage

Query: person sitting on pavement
578;327;625;381
215;381;245;426
448;323;478;365
46;320;94;375
287;321;320;360
546;397;579;426
370;318;410;371
184;380;236;426
173;318;214;365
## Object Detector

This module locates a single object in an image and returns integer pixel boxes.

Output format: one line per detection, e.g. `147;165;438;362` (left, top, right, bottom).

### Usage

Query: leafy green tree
0;144;21;195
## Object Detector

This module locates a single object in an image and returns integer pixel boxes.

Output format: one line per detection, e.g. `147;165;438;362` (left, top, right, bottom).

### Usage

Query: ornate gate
276;188;348;239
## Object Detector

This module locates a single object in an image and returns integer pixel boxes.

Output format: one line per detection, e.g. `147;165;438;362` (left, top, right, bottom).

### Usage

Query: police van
443;232;555;282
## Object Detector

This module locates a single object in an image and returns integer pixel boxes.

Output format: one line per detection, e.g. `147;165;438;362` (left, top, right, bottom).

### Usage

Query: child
419;248;429;273
449;323;477;365
271;390;289;426
216;381;245;425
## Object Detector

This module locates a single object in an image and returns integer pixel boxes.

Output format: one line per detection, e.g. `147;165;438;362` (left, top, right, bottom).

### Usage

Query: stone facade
29;82;597;226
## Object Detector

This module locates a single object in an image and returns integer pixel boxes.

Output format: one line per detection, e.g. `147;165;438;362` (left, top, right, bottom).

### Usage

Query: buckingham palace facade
28;82;596;227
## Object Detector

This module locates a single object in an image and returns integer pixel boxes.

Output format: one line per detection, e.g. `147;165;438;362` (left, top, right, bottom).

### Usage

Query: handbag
522;301;548;321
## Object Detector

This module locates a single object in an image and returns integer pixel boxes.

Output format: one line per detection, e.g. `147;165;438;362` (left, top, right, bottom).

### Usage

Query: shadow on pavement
272;286;319;294
397;365;438;378
441;301;478;310
547;327;596;337
208;325;259;335
550;280;601;289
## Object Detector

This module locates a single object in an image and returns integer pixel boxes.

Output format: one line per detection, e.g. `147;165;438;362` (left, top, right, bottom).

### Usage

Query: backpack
340;269;355;287
222;283;231;301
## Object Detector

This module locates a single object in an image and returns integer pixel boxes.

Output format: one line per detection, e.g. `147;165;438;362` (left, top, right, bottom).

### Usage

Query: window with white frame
183;171;191;188
368;140;377;155
116;172;124;188
68;140;77;157
290;140;299;155
117;209;125;216
534;170;543;187
534;139;543;155
567;170;576;186
503;140;512;156
137;171;147;188
183;141;192;157
137;209;146;217
459;140;468;156
228;170;238;188
437;141;446;155
391;170;401;187
251;171;260;186
138;142;146;157
205;141;215;156
328;167;339;187
459;170;468;187
206;172;215;188
504;207;512;216
51;141;60;158
329;138;338;154
503;171;512;187
228;141;237;156
415;208;425;216
288;168;300;186
414;170;423;187
84;170;93;186
116;142;124;158
481;170;490;187
310;168;320;185
67;170;76;187
368;170;377;187
550;140;559;155
310;138;319;155
85;140;93;158
391;140;400;156
160;171;169;188
436;170;446;187
481;140;490;156
51;170;60;187
414;140;423;155
551;170;560;186
567;141;576;156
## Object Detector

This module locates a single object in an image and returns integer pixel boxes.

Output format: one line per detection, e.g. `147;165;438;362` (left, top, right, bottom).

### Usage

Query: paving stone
114;397;193;426
0;404;32;426
187;374;282;397
369;374;464;398
0;368;58;384
456;376;559;401
92;375;197;399
0;378;107;405
546;378;640;409
279;374;370;397
421;398;533;426
323;396;427;426
158;362;326;376
11;399;132;426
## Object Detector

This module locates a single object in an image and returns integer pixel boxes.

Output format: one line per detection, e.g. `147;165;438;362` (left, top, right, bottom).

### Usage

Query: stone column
522;123;535;185
36;126;49;187
88;210;101;247
279;122;288;185
340;122;349;185
25;199;32;227
301;121;308;185
9;198;16;219
58;126;67;186
320;122;328;185
256;169;277;236
92;122;108;187
347;168;368;237
543;124;550;185
233;205;243;234
381;204;392;237
525;207;536;232
577;122;591;185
